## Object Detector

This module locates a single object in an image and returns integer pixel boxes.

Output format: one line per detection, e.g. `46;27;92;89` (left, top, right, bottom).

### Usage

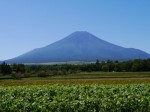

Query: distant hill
5;31;150;63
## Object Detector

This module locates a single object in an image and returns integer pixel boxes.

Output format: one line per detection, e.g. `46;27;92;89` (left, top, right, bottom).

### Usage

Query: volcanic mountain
5;31;150;63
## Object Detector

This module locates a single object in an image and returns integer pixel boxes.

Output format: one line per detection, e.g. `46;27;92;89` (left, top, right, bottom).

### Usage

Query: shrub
11;72;22;80
23;72;31;78
37;71;49;77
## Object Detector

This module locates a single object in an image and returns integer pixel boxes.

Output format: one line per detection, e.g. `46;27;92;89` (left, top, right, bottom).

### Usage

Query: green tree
131;59;144;72
0;62;11;74
102;64;109;72
11;64;25;73
96;60;99;65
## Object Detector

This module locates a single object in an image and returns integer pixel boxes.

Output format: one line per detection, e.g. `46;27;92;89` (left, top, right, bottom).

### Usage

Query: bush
23;72;31;78
11;72;22;80
51;70;68;76
37;71;49;77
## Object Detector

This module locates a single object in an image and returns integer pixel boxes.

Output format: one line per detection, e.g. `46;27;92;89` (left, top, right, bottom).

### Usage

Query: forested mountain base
1;59;150;79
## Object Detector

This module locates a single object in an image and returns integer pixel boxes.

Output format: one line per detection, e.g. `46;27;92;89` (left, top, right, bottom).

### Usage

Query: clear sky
0;0;150;60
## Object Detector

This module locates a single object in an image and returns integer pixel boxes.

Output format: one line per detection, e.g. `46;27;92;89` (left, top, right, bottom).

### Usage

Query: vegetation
0;78;149;86
0;84;149;112
0;59;150;111
51;72;150;79
0;59;150;79
0;62;11;74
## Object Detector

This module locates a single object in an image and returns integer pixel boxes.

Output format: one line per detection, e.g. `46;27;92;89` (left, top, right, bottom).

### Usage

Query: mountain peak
5;31;150;63
68;31;91;37
65;31;100;42
72;31;89;34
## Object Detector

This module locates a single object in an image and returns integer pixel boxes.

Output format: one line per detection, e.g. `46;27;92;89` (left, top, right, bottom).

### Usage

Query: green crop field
0;72;150;111
0;84;150;112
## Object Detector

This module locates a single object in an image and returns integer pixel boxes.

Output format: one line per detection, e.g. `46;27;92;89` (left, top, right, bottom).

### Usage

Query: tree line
0;59;150;78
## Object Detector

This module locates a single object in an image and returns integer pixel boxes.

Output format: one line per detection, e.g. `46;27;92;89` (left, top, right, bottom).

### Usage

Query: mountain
5;31;150;63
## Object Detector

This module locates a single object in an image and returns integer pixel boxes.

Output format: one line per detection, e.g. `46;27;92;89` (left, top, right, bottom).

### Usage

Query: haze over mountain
5;31;150;63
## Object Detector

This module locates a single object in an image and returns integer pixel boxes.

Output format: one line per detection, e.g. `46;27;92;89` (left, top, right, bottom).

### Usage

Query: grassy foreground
0;84;150;112
0;72;150;111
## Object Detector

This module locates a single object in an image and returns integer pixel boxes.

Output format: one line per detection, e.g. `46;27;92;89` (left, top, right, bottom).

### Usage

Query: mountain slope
6;31;150;63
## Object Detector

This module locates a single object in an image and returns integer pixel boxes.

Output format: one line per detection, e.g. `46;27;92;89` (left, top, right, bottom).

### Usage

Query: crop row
0;84;150;112
0;78;150;86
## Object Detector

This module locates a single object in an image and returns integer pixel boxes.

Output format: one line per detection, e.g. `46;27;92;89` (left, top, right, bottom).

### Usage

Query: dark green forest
0;59;150;78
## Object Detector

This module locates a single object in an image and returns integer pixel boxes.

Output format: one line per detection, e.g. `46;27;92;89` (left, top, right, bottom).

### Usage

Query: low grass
0;75;12;79
0;72;150;86
0;78;150;86
1;72;150;80
50;72;150;79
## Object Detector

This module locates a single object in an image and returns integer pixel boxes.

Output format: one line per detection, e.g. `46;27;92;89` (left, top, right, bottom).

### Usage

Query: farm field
0;72;150;111
0;78;150;86
0;72;150;86
0;84;150;112
1;72;150;80
50;72;150;79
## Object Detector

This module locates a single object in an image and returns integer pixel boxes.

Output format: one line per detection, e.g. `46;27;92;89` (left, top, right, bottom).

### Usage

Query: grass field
0;72;150;111
50;72;150;79
1;72;150;80
0;78;150;86
0;72;150;86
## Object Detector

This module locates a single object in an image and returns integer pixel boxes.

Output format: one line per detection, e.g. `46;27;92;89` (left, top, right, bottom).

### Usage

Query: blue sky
0;0;150;60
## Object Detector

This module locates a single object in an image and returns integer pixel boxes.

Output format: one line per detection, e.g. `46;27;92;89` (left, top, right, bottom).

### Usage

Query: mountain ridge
5;31;150;63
